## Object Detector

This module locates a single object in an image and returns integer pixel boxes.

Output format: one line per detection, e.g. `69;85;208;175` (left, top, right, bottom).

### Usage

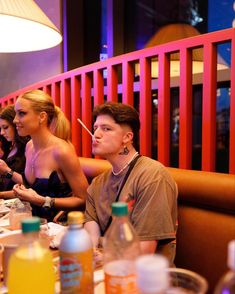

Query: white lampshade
0;0;62;52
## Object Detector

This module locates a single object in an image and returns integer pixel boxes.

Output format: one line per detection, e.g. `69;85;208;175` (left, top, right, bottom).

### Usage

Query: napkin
47;222;67;248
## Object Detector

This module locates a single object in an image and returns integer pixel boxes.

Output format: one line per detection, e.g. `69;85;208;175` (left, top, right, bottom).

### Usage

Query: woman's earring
119;146;129;155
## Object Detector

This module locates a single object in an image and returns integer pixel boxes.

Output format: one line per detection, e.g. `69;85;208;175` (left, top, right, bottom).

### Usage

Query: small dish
0;219;9;227
0;207;10;214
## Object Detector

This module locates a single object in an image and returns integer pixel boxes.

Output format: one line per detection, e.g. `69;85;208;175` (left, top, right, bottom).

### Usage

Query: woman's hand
13;184;44;206
0;159;10;175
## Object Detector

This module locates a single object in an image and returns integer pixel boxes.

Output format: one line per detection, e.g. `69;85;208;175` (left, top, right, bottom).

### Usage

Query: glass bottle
103;202;141;294
59;211;94;294
7;217;55;294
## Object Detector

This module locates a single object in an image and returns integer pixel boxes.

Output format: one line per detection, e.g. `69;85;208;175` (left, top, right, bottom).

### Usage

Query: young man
84;102;178;264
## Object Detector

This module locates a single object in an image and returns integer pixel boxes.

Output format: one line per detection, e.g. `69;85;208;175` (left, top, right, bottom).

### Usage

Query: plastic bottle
103;202;141;294
7;217;55;294
59;211;93;294
136;254;169;294
214;240;235;294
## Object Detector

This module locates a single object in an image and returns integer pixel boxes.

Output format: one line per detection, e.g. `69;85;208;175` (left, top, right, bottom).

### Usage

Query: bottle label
60;248;93;294
105;272;138;294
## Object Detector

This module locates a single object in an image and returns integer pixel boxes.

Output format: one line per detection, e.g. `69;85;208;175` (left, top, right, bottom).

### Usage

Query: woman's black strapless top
23;171;72;221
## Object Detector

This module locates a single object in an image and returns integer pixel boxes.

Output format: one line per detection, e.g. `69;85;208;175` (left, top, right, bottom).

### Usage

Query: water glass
9;204;32;230
39;218;53;248
166;268;208;294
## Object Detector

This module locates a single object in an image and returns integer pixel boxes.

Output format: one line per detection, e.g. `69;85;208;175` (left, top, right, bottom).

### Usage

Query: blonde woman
13;89;88;221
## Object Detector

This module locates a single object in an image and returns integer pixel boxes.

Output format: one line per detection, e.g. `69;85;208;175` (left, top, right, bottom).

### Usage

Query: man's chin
92;149;105;158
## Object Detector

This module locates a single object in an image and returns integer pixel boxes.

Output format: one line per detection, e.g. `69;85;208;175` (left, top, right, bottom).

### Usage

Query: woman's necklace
112;152;139;176
31;137;51;174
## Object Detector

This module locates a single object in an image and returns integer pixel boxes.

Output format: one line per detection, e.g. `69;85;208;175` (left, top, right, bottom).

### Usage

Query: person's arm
0;190;16;199
52;143;89;209
84;220;101;248
0;159;23;184
140;240;158;254
8;170;23;184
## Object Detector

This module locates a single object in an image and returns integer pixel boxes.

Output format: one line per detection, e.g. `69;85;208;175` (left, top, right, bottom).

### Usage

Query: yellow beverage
7;242;55;294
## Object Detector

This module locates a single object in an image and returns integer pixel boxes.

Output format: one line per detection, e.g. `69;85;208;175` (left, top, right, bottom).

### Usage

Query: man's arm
84;220;101;248
140;240;158;254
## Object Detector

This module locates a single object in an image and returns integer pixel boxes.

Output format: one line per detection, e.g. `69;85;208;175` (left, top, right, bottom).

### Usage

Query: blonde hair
50;106;71;141
18;89;71;142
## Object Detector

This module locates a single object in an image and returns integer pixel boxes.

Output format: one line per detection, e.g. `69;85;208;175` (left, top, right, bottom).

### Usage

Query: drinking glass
39;218;53;248
9;202;32;230
166;268;208;294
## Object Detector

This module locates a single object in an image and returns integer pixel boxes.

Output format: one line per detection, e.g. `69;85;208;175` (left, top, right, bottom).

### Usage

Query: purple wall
0;0;63;98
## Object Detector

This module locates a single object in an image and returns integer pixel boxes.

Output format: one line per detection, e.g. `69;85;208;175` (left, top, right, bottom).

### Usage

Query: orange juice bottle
7;217;55;294
103;202;141;294
59;211;94;294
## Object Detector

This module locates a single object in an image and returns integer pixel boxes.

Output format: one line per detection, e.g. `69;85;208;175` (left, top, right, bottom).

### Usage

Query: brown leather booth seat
79;157;235;293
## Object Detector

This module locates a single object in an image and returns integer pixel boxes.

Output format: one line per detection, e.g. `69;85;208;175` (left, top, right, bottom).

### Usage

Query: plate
0;227;10;234
0;219;9;227
3;198;17;207
0;207;10;215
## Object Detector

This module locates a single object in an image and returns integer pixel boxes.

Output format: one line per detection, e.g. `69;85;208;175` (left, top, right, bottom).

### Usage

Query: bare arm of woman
52;143;89;209
0;190;16;199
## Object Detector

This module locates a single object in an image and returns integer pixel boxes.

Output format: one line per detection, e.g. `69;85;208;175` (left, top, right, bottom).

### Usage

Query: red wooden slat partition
179;48;192;169
202;43;217;171
230;33;235;173
158;52;171;166
0;28;235;174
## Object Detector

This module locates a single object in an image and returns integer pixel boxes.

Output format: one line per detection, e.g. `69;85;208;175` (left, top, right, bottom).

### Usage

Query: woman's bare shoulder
25;139;33;152
51;137;76;158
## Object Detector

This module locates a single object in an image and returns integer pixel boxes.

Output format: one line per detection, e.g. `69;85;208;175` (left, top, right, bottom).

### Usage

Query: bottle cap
228;239;235;270
136;254;169;293
21;217;40;233
67;211;84;225
112;202;128;216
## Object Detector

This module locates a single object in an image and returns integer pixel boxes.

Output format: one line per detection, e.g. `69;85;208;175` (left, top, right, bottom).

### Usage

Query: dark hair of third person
93;102;140;150
0;105;29;156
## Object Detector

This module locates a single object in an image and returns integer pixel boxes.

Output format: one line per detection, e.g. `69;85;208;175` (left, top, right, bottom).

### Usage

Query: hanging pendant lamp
136;23;228;78
0;0;62;52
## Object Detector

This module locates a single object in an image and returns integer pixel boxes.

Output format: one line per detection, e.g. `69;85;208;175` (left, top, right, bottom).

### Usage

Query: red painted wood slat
122;61;134;105
158;53;170;166
229;34;235;173
139;58;152;156
71;76;81;154
93;69;104;106
81;73;92;157
60;79;71;121
179;48;193;169
107;65;118;102
202;43;217;171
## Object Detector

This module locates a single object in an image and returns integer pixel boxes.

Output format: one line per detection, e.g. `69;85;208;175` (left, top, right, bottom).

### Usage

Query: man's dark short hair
93;102;140;149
